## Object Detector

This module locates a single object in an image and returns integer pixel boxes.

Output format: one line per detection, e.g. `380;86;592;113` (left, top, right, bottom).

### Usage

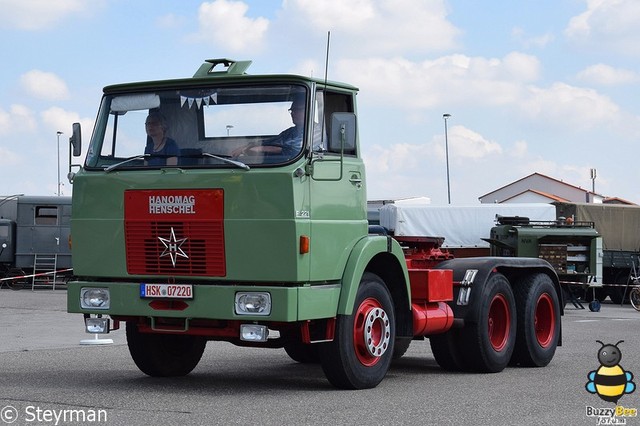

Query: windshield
85;84;308;169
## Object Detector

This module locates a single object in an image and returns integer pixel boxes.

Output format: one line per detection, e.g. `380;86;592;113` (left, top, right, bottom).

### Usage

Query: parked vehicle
66;58;563;389
0;195;72;289
553;202;640;304
486;215;602;310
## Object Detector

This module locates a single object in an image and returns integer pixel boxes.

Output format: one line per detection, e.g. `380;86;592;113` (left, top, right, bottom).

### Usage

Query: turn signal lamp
300;235;310;254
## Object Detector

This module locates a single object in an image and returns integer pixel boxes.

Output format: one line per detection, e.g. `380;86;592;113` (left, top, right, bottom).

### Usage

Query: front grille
125;221;225;276
124;189;226;277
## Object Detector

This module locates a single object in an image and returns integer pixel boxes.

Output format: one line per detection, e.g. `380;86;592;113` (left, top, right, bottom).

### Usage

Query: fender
337;234;410;315
434;256;564;322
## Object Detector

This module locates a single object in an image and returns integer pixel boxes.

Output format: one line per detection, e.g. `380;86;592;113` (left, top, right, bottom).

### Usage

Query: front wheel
511;274;561;367
319;272;395;389
630;287;640;312
126;322;206;377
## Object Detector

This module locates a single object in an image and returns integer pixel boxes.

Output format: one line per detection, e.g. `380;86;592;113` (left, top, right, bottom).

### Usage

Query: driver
233;97;305;158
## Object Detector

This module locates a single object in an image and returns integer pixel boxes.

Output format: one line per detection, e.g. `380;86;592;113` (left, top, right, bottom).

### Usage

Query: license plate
140;283;193;299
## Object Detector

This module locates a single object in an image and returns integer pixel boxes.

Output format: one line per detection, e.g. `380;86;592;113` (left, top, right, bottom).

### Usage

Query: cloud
41;107;84;134
509;140;529;159
0;146;22;166
335;52;624;134
0;0;89;30
565;0;640;55
0;105;37;134
192;0;269;52
520;82;620;129
362;125;502;200
335;52;540;109
447;125;502;159
20;70;70;100
511;27;555;49
576;63;639;85
284;0;460;55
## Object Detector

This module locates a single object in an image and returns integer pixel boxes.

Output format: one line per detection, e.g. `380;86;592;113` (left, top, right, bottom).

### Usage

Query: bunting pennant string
180;93;218;109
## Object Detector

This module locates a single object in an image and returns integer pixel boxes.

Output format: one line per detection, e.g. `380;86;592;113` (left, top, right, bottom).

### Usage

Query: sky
1;0;639;205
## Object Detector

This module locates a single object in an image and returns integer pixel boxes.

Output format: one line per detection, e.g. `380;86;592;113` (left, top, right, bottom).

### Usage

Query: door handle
349;174;362;188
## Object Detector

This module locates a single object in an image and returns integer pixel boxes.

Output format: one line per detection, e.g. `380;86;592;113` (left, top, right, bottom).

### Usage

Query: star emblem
158;227;188;267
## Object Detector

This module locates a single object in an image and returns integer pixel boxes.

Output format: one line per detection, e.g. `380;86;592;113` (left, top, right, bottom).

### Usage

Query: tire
429;330;465;371
511;274;561;367
319;272;395;389
5;269;26;290
284;342;320;364
458;273;516;373
281;326;321;363
392;338;411;360
126;322;206;377
630;287;640;312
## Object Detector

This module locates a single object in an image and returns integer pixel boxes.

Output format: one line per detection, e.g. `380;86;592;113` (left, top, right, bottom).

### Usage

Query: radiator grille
124;189;225;276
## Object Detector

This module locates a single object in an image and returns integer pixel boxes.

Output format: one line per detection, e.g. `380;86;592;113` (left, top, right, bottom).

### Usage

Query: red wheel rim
534;293;555;348
488;293;510;352
353;297;391;366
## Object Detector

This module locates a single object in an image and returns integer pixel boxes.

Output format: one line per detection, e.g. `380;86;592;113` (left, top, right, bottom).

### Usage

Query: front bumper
67;281;340;322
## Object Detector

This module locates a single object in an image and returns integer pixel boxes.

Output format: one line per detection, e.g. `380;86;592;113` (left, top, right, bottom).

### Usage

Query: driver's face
289;104;305;126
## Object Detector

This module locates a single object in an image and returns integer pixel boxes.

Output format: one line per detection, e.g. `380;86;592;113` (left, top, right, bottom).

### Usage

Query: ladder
32;254;58;290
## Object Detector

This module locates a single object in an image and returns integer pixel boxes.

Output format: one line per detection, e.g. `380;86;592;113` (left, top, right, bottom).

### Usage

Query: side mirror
70;122;82;157
329;112;356;153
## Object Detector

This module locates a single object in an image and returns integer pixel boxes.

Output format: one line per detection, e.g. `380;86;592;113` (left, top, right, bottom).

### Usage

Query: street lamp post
56;131;63;196
443;114;451;204
226;125;234;136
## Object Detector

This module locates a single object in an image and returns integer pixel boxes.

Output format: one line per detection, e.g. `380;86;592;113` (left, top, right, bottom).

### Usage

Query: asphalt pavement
1;288;639;426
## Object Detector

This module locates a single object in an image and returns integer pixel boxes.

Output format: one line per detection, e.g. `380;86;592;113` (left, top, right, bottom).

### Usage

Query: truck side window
321;91;356;156
34;206;58;225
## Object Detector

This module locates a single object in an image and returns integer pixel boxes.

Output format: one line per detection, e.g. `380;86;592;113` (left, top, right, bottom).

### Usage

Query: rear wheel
126;322;206;377
458;273;516;373
319;272;395;389
511;274;560;367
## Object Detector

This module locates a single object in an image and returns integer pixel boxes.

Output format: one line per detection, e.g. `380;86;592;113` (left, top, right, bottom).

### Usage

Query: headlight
80;288;110;309
235;292;271;316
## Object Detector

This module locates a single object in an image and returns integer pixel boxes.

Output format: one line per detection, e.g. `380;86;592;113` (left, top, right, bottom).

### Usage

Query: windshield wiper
201;152;250;170
104;154;149;172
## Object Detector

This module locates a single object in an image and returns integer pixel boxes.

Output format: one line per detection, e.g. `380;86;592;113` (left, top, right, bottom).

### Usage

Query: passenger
144;111;179;166
233;97;305;158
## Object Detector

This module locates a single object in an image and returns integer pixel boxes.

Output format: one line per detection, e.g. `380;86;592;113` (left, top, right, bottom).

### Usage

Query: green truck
66;58;563;389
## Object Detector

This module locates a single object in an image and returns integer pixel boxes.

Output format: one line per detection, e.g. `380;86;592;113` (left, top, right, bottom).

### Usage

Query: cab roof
103;58;359;94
